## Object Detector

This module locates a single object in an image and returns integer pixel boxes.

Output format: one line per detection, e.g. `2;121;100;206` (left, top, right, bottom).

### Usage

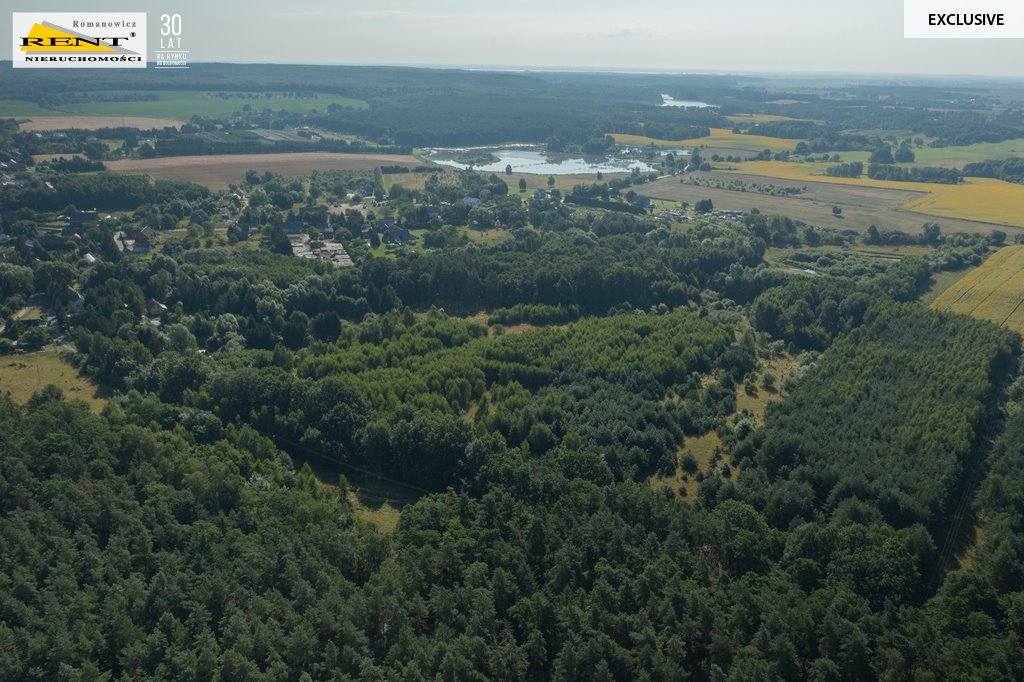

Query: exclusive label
905;0;1024;37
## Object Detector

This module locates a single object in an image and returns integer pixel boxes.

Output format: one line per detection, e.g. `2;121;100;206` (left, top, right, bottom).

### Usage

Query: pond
425;146;657;176
661;94;718;108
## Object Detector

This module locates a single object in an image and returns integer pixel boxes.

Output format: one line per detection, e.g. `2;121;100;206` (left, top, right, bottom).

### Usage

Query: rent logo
12;13;147;68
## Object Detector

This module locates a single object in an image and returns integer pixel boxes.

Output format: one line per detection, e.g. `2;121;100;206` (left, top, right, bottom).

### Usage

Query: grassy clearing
611;129;797;153
19;306;44;322
349;495;402;534
298;456;407;534
652;354;795;500
462;227;511;246
956;524;985;570
384;173;433;193
931;245;1024;335
650;432;724;500
0;346;107;411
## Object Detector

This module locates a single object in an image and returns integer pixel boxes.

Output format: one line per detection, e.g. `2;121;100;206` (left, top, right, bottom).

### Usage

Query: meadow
0;346;106;411
912;137;1024;167
0;99;67;117
931;245;1024;335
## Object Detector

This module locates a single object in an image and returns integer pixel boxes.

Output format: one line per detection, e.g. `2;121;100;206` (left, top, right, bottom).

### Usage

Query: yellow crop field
719;160;929;189
932;246;1024;335
610;128;796;152
902;178;1024;227
717;161;1024;228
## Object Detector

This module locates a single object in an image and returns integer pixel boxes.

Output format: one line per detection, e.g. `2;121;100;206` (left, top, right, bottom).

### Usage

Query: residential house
382;225;415;246
147;299;168;316
69;211;99;228
282;219;305;234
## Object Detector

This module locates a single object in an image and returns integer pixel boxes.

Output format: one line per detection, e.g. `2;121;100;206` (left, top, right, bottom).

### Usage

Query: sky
4;0;1023;78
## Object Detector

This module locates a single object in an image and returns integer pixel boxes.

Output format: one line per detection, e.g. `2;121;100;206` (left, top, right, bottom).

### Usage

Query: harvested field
932;245;1024;335
643;176;1018;235
611;129;796;153
18;116;184;131
708;161;1024;229
105;153;424;186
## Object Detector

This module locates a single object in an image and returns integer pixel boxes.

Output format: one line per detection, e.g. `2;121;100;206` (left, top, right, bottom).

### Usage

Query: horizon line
1;59;1022;82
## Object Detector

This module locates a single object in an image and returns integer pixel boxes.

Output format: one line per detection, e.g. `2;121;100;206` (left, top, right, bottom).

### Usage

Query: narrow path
0;307;32;335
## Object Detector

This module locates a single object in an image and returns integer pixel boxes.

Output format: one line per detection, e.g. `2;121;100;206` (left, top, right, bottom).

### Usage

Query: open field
0;99;66;117
713;161;1024;228
911;138;1024;167
643;175;1017;235
105;153;423;187
931;245;1024;335
903;178;1024;227
611;128;797;153
0;346;107;411
17;115;185;131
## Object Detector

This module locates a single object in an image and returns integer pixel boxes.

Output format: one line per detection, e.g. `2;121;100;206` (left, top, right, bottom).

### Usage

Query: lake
661;94;717;108
426;146;656;176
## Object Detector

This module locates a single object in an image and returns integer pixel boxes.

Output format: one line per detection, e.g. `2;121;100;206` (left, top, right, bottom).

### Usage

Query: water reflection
660;94;717;108
426;146;656;176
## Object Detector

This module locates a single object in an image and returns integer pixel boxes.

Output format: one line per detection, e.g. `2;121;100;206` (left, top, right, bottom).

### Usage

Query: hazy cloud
0;0;1021;77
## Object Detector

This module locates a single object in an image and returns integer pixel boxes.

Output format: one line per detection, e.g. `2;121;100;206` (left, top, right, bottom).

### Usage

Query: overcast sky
5;0;1023;78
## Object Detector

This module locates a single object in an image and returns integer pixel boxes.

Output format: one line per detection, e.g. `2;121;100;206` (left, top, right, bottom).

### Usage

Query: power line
272;433;433;496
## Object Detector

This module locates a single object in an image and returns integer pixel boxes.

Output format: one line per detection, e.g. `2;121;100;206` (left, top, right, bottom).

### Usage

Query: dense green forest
3;64;1024;677
3;182;1024;678
2;298;1023;679
963;158;1024;184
